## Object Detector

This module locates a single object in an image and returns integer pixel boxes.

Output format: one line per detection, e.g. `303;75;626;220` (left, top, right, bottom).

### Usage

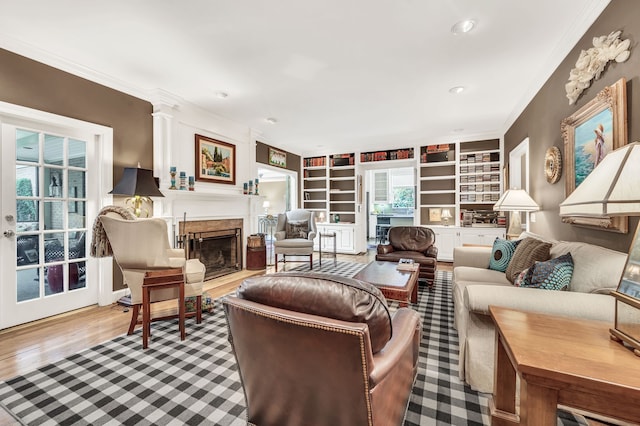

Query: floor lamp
560;142;640;353
493;188;539;239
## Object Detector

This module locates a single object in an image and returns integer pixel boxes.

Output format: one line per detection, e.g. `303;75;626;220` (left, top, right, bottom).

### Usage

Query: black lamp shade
109;167;164;197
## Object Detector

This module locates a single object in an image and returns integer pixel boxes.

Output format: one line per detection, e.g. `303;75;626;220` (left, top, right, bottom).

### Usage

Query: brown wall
505;0;639;252
0;48;154;289
255;141;301;207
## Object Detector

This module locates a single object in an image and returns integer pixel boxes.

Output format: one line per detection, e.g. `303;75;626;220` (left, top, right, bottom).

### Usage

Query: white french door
0;106;110;329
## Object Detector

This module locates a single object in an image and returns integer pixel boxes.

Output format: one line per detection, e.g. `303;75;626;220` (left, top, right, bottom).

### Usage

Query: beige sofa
452;232;627;393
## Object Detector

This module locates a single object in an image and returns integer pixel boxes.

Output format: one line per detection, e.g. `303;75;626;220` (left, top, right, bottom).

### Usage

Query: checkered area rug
0;265;590;425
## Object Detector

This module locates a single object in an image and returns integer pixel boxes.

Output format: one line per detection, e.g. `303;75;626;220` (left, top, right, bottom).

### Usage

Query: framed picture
429;207;442;222
268;147;287;168
560;78;628;233
195;134;236;185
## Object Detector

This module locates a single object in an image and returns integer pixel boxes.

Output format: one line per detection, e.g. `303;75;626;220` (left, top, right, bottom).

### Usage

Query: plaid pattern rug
0;265;589;425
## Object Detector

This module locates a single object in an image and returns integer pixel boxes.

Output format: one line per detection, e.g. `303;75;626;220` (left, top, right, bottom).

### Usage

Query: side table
142;268;185;349
318;231;337;267
490;306;640;425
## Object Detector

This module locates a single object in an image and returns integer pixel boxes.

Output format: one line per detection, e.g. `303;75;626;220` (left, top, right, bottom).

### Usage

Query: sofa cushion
550;241;627;293
236;272;392;353
488;238;521;272
505;237;552;283
515;253;574;291
286;220;309;239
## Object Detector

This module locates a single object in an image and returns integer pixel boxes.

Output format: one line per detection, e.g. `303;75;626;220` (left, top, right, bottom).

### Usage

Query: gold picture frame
195;134;236;185
268;147;287;168
560;78;628;233
429;208;442;222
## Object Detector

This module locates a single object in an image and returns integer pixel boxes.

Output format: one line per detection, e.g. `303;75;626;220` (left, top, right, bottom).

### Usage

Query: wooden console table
489;306;640;425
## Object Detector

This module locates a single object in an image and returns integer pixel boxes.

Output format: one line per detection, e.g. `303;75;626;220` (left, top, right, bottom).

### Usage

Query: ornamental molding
565;30;631;105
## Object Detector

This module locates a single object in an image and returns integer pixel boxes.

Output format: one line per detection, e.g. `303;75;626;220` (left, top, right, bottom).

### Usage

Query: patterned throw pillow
285;220;309;239
520;253;574;291
505;237;552;283
513;267;530;287
488;238;521;272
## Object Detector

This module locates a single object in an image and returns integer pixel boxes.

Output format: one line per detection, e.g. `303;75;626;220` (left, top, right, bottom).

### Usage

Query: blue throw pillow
488;238;521;272
519;253;574;291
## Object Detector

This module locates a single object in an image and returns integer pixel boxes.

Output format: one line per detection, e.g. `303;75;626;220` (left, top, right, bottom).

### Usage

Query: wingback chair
223;273;421;426
376;226;438;287
99;216;206;335
273;209;317;271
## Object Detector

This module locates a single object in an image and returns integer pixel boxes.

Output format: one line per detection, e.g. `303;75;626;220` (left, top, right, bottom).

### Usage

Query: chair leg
128;304;140;335
196;295;202;323
275;253;278;272
309;253;313;270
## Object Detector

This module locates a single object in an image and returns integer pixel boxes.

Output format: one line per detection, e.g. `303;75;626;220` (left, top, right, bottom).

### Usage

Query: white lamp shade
262;201;270;208
441;208;453;219
559;142;640;217
493;189;539;212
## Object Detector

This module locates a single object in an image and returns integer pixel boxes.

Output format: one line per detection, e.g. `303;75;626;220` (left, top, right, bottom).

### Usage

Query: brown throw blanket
90;206;137;258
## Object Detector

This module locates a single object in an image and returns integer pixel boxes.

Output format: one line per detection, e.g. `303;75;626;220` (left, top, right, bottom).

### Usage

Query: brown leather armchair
223;272;421;426
376;226;438;287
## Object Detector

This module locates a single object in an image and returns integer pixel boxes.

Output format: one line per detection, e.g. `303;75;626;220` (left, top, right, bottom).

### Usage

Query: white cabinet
316;223;356;254
431;226;505;261
432;227;457;262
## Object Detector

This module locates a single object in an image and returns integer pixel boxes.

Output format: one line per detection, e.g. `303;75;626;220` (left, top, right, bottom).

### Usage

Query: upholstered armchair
223;273;421;426
273;209;317;271
99;215;206;335
376;226;438;287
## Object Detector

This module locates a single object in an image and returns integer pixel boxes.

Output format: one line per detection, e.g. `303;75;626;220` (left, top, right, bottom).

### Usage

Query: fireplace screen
183;228;242;280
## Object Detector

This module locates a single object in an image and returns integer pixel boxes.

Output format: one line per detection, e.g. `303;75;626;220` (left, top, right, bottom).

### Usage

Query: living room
2;1;640;425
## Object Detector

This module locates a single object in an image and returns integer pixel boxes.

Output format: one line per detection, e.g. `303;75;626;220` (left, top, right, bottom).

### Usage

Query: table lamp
493;188;539;238
441;208;453;226
262;200;270;215
559;142;640;353
109;165;164;217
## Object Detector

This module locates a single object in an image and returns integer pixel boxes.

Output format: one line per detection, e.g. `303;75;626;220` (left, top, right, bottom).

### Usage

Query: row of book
460;152;500;163
460;184;501;193
460;193;501;202
303;156;326;167
360;148;414;162
460;174;500;184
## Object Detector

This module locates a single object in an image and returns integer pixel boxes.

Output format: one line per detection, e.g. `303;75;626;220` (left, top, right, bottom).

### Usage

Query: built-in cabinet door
432;227;456;261
316;224;355;254
458;228;505;246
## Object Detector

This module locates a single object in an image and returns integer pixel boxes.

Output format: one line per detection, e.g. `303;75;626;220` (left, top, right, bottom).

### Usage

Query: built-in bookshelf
419;144;456;226
360;147;414;163
458;139;501;211
329;153;356;224
302;155;328;217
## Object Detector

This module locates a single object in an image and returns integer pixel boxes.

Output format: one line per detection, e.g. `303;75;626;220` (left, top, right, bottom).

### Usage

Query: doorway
257;165;297;264
0;103;110;329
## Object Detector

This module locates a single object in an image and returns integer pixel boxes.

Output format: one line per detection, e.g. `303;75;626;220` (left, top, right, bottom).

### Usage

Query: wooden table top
489;306;640;396
353;261;418;289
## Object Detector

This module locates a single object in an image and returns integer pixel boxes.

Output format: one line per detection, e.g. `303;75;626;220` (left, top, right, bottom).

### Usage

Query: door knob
3;230;15;237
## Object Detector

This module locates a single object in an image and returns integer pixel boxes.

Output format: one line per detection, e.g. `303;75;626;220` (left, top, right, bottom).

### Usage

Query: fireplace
179;219;243;280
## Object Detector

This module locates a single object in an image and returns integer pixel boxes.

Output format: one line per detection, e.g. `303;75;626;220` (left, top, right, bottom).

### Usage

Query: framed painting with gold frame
195;134;236;185
560;78;628;233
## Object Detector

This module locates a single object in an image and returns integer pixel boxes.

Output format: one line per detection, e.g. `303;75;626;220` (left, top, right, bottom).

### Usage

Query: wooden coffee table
353;261;419;307
490;306;640;425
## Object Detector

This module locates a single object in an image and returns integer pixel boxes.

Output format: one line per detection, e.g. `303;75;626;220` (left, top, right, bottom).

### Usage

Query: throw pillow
522;253;574;291
488;238;522;272
513;268;531;287
505;237;552;283
285;220;309;239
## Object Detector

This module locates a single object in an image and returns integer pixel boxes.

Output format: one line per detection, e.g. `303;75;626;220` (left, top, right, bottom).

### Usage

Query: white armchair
273;209;317;271
99;216;206;335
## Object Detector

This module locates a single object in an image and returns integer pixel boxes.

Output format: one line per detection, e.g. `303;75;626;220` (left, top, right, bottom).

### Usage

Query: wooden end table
142;268;185;349
489;306;640;425
353;261;419;307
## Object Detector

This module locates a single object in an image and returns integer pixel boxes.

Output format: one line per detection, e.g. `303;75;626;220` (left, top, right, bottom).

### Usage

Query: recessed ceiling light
451;19;476;35
215;91;228;99
449;86;465;94
452;128;465;133
265;117;278;124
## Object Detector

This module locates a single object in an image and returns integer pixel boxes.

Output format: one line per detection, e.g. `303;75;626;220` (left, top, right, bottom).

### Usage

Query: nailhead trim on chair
224;300;374;426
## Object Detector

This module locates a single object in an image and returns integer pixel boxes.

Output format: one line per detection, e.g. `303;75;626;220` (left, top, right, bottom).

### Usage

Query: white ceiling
0;1;608;156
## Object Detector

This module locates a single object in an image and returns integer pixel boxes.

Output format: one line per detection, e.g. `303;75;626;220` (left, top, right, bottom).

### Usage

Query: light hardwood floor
0;249;451;425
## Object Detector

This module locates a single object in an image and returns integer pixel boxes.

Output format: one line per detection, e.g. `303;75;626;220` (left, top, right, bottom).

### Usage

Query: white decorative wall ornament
565;30;631;105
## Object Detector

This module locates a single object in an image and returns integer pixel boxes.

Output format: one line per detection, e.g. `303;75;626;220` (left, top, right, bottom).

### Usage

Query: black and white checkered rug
0;265;589;425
